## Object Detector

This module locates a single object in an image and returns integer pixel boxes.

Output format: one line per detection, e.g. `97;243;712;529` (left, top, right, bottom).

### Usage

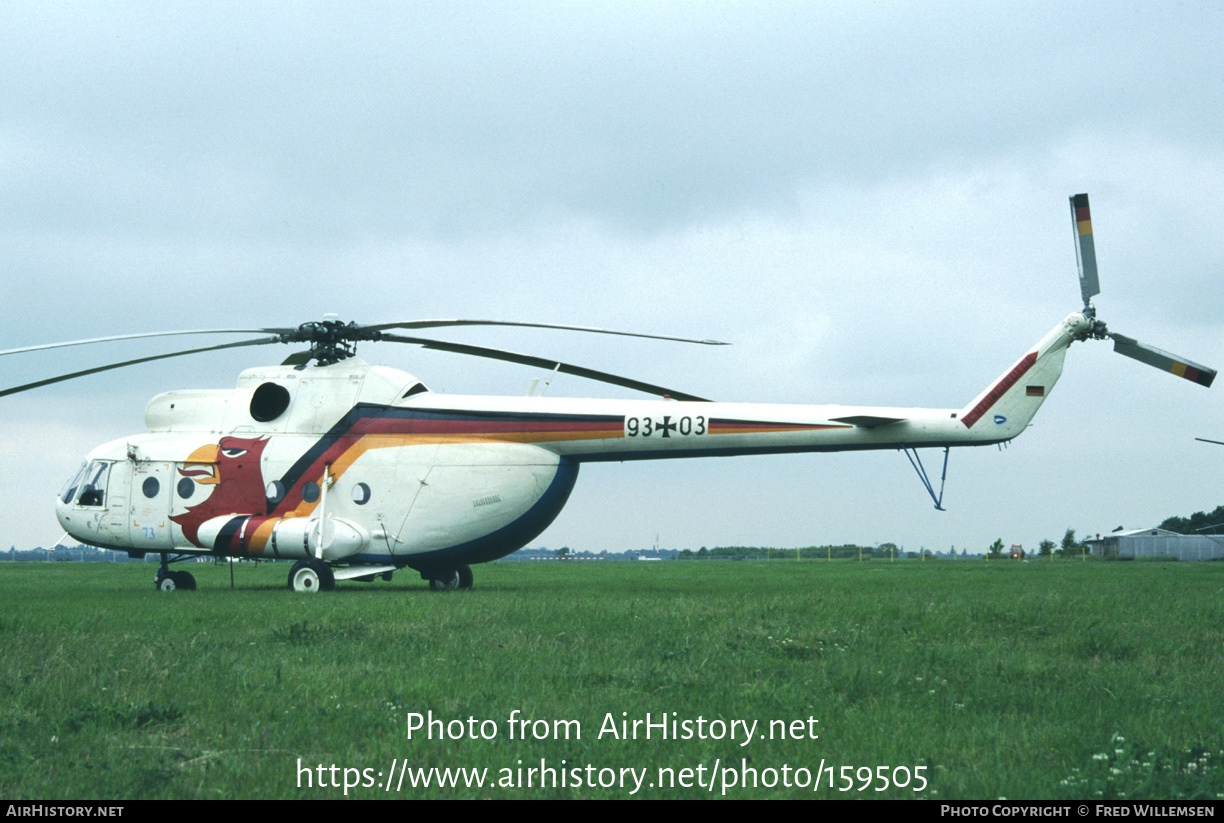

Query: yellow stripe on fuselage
247;517;278;554
282;428;624;518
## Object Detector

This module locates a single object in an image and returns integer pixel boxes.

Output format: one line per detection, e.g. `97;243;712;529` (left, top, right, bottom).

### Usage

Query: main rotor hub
280;319;383;366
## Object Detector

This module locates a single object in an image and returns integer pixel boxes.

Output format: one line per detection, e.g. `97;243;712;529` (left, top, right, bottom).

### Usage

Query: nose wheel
155;570;196;591
154;553;197;591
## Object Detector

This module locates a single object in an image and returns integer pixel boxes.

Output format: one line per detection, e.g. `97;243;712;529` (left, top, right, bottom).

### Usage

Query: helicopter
4;194;1215;593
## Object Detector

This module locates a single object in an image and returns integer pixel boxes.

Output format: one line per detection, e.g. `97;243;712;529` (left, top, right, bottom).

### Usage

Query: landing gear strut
154;553;197;591
428;564;473;591
900;445;951;511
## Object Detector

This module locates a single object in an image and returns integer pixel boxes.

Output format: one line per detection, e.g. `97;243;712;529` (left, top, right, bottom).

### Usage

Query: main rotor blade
366;319;728;346
1110;332;1216;388
0;337;283;398
1070;193;1100;305
0;328;294;358
1196;438;1224;446
379;334;713;401
0;320;729;361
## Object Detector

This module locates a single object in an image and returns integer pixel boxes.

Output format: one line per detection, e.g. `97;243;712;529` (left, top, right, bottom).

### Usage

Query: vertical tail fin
959;313;1088;440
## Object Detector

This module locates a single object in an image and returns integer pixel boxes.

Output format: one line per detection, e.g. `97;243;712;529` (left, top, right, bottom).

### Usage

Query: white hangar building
1085;528;1224;561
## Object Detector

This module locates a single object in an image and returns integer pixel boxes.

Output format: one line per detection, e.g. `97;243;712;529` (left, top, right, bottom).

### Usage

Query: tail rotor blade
1110;332;1216;388
1070;193;1100;305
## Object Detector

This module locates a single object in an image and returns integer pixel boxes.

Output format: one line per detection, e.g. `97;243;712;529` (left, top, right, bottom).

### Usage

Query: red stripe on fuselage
267;410;621;517
707;420;851;434
348;416;616;437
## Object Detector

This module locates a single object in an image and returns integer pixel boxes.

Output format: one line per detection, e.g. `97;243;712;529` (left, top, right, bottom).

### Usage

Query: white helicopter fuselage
53;313;1087;576
34;195;1217;592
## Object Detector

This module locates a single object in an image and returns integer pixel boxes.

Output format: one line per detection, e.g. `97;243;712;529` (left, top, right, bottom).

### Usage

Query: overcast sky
2;1;1221;555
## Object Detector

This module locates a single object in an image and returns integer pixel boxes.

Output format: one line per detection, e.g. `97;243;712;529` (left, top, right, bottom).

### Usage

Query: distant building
1084;528;1224;561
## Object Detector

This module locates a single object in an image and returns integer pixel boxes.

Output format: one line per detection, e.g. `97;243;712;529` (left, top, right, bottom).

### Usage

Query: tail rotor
1067;193;1215;388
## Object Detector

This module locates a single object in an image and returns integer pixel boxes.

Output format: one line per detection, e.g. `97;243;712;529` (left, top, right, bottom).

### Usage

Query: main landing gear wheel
428;564;473;591
289;559;335;593
155;570;196;592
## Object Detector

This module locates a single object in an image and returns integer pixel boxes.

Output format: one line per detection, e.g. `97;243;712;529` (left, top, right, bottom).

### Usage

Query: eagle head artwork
171;435;270;547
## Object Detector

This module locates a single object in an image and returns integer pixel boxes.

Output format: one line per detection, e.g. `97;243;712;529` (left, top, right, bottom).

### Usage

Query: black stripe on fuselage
269;403;621;515
213;515;247;555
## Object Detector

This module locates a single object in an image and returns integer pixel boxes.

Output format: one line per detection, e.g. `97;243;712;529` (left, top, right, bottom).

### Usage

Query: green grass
2;559;1223;799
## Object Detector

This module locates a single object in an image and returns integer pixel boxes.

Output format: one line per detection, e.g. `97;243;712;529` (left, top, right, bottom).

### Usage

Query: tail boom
395;315;1091;463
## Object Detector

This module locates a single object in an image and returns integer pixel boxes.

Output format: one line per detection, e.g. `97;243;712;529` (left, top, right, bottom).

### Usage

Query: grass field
2;558;1223;799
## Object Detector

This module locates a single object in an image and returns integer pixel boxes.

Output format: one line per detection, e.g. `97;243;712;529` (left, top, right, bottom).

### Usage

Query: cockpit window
75;461;111;507
59;463;87;504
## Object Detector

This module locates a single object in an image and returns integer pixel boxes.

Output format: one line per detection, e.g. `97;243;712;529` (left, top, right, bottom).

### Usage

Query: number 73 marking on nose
624;415;706;438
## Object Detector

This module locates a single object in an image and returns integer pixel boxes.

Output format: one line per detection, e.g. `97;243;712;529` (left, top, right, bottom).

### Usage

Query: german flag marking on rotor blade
1113;336;1217;388
1171;362;1215;387
1072;193;1092;234
1070;193;1100;302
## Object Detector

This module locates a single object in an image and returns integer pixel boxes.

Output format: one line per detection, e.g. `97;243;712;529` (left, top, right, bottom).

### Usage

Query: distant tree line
1017;529;1084;558
1159;504;1224;535
679;544;907;560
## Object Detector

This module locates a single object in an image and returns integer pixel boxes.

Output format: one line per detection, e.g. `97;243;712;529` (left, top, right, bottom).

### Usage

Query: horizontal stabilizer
830;415;906;429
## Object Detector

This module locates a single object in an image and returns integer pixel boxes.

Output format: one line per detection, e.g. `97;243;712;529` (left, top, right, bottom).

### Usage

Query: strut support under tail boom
901;446;950;511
